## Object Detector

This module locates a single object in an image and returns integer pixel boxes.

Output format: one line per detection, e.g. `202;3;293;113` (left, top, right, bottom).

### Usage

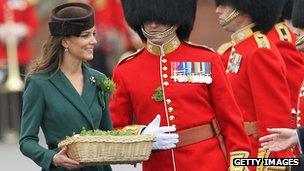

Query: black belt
48;143;58;150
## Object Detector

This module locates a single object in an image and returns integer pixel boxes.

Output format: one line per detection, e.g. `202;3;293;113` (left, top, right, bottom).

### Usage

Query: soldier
0;0;38;143
281;0;296;32
110;0;251;170
293;0;304;52
214;0;294;164
260;0;304;170
0;0;38;73
293;0;304;128
266;0;304;129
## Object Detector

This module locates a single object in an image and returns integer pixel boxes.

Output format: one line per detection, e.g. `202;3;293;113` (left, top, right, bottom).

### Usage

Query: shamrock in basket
58;128;155;165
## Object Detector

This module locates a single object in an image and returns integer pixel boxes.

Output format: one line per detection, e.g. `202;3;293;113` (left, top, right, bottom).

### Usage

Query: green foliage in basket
79;128;134;136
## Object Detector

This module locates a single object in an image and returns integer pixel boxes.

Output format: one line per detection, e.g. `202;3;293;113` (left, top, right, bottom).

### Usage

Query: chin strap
141;25;178;40
296;34;304;46
220;9;240;27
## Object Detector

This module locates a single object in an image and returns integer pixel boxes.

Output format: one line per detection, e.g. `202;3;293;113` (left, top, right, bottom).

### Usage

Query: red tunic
110;37;251;171
0;0;38;65
267;23;304;128
90;0;132;50
220;24;293;158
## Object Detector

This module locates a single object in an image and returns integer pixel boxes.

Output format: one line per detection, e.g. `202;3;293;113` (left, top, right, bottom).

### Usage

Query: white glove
142;114;179;150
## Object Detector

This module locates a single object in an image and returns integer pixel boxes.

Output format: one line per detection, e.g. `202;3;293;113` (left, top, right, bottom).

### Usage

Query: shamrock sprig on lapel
90;76;116;109
152;86;164;102
90;76;116;93
98;77;116;93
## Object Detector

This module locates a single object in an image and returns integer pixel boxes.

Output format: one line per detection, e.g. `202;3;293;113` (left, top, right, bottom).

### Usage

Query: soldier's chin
149;38;163;45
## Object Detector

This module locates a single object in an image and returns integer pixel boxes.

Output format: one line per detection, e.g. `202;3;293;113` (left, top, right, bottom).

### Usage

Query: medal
227;50;242;74
170;61;212;84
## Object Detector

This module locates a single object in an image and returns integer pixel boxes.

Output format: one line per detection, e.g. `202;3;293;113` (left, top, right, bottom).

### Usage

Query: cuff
257;148;270;171
122;125;146;135
257;148;270;158
229;151;250;171
42;150;57;170
266;166;288;171
296;127;304;153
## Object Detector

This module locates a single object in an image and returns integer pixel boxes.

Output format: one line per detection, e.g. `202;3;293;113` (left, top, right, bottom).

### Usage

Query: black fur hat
49;3;95;36
281;0;293;20
292;0;304;28
121;0;197;42
214;0;285;33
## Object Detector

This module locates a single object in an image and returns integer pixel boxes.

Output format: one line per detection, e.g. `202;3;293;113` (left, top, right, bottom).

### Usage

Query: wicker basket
58;135;155;165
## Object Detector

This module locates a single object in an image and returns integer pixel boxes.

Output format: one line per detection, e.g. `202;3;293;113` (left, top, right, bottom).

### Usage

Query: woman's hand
259;128;297;151
52;147;83;169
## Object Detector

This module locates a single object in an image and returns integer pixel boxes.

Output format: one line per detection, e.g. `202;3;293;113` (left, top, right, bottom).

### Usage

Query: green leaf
98;77;116;93
152;86;164;102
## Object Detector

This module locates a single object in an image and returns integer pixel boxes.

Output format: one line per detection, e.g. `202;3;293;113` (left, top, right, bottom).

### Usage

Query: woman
19;3;112;171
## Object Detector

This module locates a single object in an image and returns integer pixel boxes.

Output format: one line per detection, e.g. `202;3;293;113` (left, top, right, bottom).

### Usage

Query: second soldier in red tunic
215;0;294;167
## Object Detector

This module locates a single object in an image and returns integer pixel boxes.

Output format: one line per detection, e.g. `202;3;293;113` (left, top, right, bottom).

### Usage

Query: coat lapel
49;69;95;129
82;65;98;109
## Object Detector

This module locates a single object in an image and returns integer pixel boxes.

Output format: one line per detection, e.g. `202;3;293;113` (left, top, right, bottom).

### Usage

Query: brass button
164;81;169;86
298;124;301;127
169;115;175;121
297;117;301;121
163;66;168;71
168;107;174;112
166;99;172;104
163;74;168;78
162;59;167;63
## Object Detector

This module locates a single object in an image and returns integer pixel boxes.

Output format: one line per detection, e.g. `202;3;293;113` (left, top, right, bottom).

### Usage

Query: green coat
19;65;113;171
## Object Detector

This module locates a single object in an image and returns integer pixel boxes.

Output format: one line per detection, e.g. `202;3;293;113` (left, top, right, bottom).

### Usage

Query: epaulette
26;0;39;5
116;48;144;66
185;41;215;52
275;23;292;42
254;33;270;49
217;41;233;55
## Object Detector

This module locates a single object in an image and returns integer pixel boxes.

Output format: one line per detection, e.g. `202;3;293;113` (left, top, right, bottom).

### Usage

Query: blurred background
0;0;229;170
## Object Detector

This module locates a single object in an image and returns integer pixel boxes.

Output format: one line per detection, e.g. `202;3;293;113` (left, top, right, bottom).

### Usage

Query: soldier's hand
142;114;179;150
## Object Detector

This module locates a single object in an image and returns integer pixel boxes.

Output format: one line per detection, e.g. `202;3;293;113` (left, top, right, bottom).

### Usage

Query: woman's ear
61;38;68;49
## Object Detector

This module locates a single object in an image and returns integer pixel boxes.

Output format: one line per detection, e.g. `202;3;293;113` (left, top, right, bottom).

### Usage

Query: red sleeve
277;42;304;115
209;54;251;154
111;0;128;32
111;0;132;49
23;5;38;38
248;49;292;136
109;66;134;128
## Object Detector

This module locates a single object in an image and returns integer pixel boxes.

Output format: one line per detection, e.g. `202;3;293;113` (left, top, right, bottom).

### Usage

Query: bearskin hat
121;0;197;42
214;0;285;33
292;0;304;28
281;0;293;20
49;3;95;36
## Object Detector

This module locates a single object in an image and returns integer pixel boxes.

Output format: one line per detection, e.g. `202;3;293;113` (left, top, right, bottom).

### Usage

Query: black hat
281;0;293;20
214;0;285;33
292;0;304;28
121;0;197;42
48;3;95;36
